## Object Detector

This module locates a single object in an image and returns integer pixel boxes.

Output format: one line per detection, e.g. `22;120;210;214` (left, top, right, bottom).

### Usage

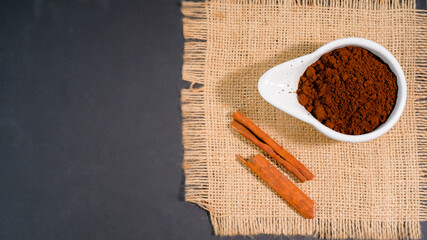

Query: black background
1;1;426;239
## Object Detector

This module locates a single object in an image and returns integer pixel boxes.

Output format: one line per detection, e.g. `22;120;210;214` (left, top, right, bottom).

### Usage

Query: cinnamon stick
231;120;307;182
238;154;314;219
233;111;314;181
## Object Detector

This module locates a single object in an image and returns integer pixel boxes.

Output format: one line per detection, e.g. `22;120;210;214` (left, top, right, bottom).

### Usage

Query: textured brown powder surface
297;46;398;135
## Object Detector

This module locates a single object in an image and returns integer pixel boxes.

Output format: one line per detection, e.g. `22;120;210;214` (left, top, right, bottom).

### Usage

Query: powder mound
296;46;398;135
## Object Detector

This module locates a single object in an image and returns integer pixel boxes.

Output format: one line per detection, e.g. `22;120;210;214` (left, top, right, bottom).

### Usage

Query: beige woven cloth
181;0;427;239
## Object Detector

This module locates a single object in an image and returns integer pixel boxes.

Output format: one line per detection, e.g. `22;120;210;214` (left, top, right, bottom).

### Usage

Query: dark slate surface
0;0;426;239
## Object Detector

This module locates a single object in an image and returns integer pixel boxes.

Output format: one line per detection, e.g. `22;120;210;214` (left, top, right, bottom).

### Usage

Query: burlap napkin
181;1;427;239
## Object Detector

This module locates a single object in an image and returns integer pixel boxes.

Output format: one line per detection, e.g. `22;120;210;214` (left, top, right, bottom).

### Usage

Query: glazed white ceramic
258;38;407;142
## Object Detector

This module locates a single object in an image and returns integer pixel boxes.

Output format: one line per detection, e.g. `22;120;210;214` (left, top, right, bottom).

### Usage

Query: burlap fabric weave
181;1;427;239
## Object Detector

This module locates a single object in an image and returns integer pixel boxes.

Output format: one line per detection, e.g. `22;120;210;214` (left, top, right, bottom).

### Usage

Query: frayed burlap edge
181;1;427;238
181;1;209;211
417;11;427;221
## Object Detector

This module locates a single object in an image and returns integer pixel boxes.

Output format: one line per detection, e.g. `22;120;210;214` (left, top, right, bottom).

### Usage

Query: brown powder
296;46;398;135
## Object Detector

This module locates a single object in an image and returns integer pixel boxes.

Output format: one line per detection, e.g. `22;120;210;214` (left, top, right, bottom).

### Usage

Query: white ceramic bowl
258;38;406;142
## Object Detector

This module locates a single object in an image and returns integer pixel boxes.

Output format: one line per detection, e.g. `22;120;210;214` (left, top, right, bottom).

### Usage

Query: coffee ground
296;46;398;135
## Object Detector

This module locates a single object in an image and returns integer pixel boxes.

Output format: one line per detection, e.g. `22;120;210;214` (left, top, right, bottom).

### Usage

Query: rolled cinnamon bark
238;154;314;219
233;111;314;181
231;120;307;182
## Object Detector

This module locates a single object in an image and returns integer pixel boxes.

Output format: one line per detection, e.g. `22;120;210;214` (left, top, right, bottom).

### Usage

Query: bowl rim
261;37;407;143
